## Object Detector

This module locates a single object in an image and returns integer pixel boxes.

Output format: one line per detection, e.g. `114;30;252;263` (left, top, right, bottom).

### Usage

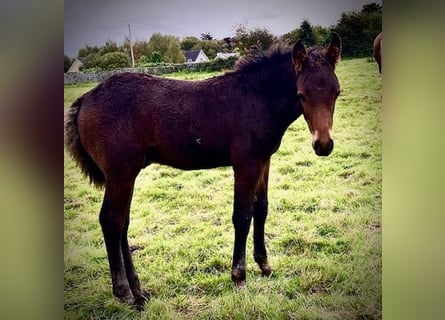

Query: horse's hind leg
253;159;272;277
99;174;138;304
121;210;147;309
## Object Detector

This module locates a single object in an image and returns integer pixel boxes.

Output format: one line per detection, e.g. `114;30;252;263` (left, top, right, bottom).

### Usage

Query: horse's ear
292;39;306;72
326;32;341;68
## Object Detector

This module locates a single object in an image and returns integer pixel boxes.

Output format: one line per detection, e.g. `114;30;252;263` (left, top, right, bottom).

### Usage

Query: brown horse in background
65;33;342;309
373;32;382;74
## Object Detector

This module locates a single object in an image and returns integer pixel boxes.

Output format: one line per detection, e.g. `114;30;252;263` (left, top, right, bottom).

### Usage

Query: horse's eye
296;92;305;102
336;90;341;98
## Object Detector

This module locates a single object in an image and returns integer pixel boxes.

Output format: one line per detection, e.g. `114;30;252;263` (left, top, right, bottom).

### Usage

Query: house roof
67;57;86;73
183;50;202;61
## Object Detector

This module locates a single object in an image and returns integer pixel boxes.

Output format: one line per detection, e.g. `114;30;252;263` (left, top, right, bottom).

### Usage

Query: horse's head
292;33;341;156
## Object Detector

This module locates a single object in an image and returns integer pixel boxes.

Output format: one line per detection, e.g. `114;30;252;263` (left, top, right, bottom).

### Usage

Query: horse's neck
250;64;302;127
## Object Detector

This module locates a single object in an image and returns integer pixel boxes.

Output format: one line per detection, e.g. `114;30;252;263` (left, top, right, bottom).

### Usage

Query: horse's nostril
313;140;324;156
313;140;320;152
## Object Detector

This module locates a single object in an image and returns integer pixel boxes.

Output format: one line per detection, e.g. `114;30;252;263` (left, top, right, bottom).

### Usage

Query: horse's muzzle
313;138;334;156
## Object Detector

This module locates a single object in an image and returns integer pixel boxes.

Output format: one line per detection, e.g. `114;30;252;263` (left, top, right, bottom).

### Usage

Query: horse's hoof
132;290;152;311
255;257;272;277
261;265;272;277
234;280;247;291
133;296;147;311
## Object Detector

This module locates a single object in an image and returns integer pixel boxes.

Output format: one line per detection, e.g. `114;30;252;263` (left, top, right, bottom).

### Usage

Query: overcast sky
64;0;381;57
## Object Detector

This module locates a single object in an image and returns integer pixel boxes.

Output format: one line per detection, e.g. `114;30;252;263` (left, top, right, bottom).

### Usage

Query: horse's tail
64;97;106;188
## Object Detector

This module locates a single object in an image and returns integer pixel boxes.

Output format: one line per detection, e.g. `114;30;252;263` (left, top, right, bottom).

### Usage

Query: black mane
232;42;293;74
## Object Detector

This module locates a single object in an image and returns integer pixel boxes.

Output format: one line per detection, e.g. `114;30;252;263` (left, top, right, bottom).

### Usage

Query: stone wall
64;65;188;84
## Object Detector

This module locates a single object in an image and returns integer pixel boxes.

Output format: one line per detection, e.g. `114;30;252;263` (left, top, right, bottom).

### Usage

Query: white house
183;50;209;63
215;52;240;59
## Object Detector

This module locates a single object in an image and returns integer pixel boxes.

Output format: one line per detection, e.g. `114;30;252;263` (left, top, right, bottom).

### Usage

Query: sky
64;0;381;58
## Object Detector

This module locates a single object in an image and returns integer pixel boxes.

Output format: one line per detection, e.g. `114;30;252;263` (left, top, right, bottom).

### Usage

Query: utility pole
128;24;135;68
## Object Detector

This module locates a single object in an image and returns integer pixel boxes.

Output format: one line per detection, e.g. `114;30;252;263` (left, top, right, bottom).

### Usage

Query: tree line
64;3;381;72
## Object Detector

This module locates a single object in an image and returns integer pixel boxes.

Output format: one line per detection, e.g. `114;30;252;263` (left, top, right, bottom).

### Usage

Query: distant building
215;52;240;59
67;57;86;73
183;50;209;63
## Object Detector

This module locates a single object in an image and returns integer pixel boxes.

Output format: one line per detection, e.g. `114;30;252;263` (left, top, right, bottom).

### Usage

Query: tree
200;32;213;40
362;2;382;14
165;42;186;63
298;20;315;47
181;36;200;51
98;52;131;70
99;40;122;55
78;44;100;58
64;55;73;73
281;28;300;44
313;26;330;46
77;42;126;70
221;37;234;51
232;24;276;55
282;24;330;46
82;53;101;69
123;38;150;62
147;33;185;63
137;55;151;66
150;51;163;63
333;3;382;57
137;51;163;66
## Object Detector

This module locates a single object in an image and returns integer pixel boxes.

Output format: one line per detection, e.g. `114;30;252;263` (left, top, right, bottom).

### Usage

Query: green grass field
64;58;382;319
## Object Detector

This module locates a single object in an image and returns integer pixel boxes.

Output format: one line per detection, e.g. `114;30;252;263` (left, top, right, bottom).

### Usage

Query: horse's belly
146;142;231;170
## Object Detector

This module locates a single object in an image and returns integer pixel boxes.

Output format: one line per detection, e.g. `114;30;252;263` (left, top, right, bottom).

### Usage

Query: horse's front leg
231;160;263;288
253;159;272;277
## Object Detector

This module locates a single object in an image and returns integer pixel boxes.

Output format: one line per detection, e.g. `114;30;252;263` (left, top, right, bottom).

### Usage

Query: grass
64;58;382;319
165;70;223;80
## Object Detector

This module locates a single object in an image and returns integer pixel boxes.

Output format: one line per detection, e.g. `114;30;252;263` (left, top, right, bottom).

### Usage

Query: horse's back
75;72;233;172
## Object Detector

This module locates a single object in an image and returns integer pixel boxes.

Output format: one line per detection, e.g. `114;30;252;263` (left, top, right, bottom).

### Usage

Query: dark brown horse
65;33;342;309
373;32;382;74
